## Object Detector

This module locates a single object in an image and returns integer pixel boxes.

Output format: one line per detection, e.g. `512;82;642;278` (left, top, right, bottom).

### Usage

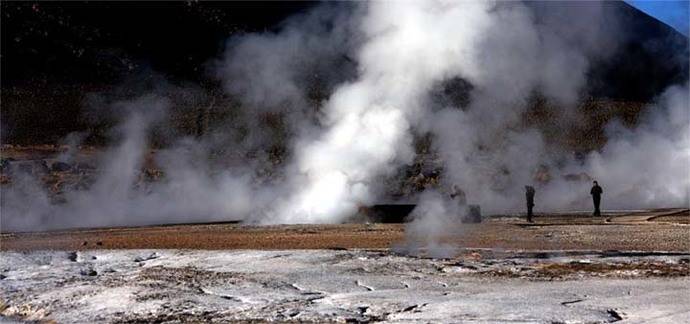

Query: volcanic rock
50;161;72;172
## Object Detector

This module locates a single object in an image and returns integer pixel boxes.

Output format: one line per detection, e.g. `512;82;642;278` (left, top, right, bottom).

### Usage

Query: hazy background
1;1;688;232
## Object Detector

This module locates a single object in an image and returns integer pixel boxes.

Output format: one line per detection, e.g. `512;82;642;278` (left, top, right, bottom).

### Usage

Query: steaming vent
0;1;687;232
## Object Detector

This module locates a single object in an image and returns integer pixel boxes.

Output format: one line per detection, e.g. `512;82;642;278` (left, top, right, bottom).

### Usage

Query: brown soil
2;210;688;252
651;210;690;224
534;260;690;277
466;259;690;280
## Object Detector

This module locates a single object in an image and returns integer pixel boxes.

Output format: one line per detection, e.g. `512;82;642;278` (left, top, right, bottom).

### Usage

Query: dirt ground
2;210;689;323
2;145;688;252
2;209;688;252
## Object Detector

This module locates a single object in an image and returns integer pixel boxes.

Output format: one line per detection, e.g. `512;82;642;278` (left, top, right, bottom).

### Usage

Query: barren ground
2;248;689;323
2;149;689;324
2;209;688;252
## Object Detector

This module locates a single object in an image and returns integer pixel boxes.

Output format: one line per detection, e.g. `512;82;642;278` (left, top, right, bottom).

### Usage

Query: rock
76;162;96;172
80;269;97;276
67;252;78;262
607;309;623;321
463;205;482;223
455;262;478;270
134;253;159;262
12;160;49;175
51;161;72;172
563;172;593;182
0;158;14;172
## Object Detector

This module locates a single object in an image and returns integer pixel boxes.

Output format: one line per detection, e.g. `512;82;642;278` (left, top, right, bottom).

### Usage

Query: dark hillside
1;1;687;145
586;1;689;101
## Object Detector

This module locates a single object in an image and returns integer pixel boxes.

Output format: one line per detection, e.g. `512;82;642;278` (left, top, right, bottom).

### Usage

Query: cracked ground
1;209;689;323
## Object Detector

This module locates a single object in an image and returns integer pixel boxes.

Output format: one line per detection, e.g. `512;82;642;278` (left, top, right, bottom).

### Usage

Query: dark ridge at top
586;1;688;101
0;1;687;144
0;1;316;87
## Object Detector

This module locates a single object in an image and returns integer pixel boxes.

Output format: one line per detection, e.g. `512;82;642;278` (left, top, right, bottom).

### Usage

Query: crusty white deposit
1;249;689;323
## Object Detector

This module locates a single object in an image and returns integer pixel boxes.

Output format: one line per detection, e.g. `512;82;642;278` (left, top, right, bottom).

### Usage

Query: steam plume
1;1;687;232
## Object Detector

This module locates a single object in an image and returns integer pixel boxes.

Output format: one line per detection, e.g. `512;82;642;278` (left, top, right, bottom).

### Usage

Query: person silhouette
525;185;535;222
590;181;603;216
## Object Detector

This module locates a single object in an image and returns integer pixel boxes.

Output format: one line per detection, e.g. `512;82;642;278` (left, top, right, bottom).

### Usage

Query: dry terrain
1;210;689;323
2;209;688;252
2;145;690;323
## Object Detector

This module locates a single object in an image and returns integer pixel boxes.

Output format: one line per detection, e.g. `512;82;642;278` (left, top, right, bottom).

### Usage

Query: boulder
463;205;482;223
51;161;72;172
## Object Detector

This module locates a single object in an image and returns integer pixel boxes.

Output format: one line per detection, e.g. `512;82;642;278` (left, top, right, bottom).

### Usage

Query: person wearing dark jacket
450;184;467;206
590;181;603;216
525;185;535;222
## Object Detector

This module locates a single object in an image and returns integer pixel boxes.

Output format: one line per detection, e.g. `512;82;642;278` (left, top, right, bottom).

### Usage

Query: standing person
525;185;535;223
449;184;467;206
590;181;603;216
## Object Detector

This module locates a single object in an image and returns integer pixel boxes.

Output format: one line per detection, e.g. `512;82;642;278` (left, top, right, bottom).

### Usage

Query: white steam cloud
262;1;495;223
1;1;688;232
